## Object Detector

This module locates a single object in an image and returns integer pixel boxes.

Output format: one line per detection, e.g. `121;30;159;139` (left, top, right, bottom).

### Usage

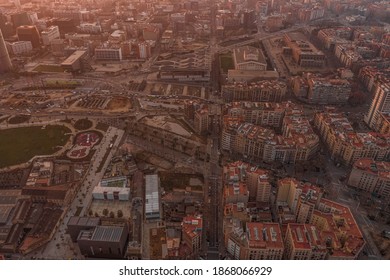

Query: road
204;117;223;259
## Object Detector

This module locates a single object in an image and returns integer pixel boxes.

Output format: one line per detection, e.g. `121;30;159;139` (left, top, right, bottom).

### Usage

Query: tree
88;210;93;216
109;211;115;218
117;210;123;218
103;208;109;216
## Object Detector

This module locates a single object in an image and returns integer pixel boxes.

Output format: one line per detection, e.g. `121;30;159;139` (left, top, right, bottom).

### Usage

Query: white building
6;41;32;55
92;176;130;201
41;26;60;46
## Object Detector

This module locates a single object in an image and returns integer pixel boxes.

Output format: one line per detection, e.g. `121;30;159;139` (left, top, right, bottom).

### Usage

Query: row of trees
89;209;123;218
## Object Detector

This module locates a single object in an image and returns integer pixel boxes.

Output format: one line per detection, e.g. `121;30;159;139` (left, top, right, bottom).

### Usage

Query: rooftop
61;50;86;66
316;111;390;149
67;216;100;227
182;215;203;239
234;46;267;66
315;199;365;258
353;158;390;180
145;174;160;218
246;222;284;249
287;223;312;250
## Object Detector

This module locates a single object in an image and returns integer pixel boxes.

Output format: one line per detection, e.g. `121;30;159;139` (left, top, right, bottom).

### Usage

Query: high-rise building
365;82;390;130
16;25;41;48
11;12;31;29
0;29;12;73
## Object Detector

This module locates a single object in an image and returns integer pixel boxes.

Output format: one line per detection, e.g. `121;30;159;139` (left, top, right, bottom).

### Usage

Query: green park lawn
0;125;71;168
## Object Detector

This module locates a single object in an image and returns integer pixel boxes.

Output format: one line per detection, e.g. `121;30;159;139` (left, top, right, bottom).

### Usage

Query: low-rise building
92;176;130;201
233;46;267;71
77;225;129;259
61;50;88;72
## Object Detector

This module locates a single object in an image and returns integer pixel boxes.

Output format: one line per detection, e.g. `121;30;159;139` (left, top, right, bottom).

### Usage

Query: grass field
0;125;71;168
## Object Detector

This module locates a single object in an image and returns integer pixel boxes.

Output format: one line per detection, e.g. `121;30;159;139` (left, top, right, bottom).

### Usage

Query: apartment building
314;110;390;166
222;107;319;164
181;215;203;254
376;112;390;134
365;82;390;130
222;81;287;102
227;222;284;260
276;178;323;224
307;77;351;104
284;32;325;68
223;161;271;204
347;158;390;202
284;223;327;260
225;101;296;128
314;199;365;259
194;107;210;135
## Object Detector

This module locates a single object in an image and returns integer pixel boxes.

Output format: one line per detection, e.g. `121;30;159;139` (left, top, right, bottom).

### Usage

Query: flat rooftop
61;50;86;66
